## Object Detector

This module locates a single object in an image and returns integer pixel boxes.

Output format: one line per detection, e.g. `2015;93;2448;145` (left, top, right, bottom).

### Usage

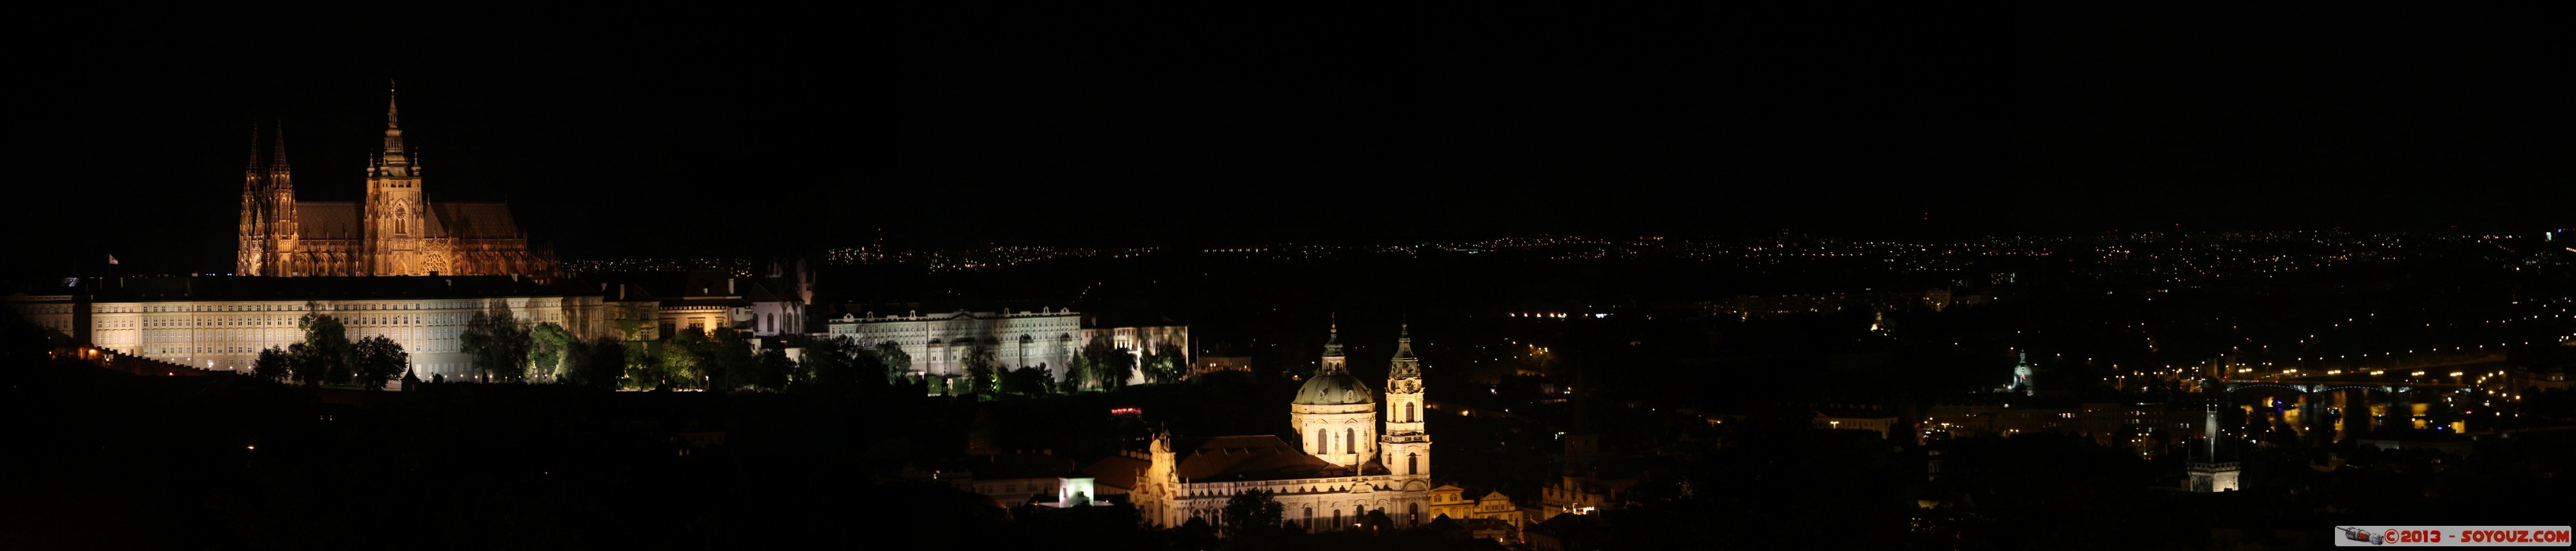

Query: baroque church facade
1133;322;1434;531
237;84;555;279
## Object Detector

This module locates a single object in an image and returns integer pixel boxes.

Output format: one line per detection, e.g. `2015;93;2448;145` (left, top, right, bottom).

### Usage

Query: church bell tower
365;81;428;276
1381;321;1431;483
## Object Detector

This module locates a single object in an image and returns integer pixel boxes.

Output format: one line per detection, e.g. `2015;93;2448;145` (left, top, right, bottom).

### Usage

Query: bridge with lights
2208;367;2505;442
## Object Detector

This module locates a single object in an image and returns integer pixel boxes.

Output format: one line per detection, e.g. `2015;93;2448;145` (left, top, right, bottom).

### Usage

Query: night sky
13;6;2568;278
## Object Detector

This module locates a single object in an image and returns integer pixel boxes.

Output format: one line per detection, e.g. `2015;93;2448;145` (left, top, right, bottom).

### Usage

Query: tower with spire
237;121;299;276
1380;319;1432;486
237;124;265;276
365;81;430;276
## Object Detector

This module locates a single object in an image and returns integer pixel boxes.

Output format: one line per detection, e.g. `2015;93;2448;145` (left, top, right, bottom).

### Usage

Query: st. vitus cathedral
237;83;555;279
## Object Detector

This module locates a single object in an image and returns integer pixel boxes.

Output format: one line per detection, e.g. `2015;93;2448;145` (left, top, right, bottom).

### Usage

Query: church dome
1294;372;1375;405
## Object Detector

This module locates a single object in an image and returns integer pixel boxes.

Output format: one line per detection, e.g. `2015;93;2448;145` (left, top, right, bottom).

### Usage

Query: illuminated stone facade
824;309;1189;385
1130;324;1433;532
827;309;1083;379
19;277;613;384
236;84;555;279
1427;486;1525;530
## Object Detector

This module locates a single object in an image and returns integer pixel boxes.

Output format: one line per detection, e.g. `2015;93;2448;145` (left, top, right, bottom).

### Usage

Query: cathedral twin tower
237;83;554;279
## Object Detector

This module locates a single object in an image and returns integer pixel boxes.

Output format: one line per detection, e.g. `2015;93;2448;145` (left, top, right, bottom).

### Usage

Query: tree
1104;345;1137;390
458;302;532;383
875;341;911;383
1142;341;1188;384
1077;335;1135;390
752;346;795;390
253;346;294;383
1220;489;1286;538
962;342;1000;398
799;335;859;390
1174;517;1219;551
696;327;760;391
529;322;574;383
622;342;664;390
350;335;409;390
559;337;627;390
1059;360;1087;394
287;343;314;383
294;313;354;386
659;330;707;389
1002;364;1052;398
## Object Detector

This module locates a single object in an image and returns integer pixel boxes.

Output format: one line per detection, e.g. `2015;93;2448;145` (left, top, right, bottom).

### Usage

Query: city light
4;28;2572;543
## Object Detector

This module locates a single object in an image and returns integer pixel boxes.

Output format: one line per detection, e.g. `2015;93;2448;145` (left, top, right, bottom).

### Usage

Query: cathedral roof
1082;455;1149;490
295;202;361;239
426;202;522;239
1167;435;1338;482
284;201;523;241
741;281;790;303
1292;372;1375;405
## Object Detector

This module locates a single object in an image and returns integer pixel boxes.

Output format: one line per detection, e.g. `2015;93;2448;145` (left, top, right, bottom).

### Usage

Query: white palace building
9;276;618;380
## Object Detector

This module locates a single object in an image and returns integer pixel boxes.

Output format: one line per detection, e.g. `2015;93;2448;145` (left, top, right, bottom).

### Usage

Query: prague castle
237;83;555;279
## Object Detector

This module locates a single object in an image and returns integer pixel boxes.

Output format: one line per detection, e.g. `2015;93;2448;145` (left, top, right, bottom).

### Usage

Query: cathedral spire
387;80;400;129
1320;314;1346;373
379;80;410;172
244;123;263;178
241;122;263;238
1393;316;1416;361
269;120;290;176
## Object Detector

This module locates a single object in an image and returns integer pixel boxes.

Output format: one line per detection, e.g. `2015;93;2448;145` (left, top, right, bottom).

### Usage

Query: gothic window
395;209;406;234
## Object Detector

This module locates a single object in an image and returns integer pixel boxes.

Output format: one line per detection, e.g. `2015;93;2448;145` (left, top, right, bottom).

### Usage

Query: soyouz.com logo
2336;526;2571;546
